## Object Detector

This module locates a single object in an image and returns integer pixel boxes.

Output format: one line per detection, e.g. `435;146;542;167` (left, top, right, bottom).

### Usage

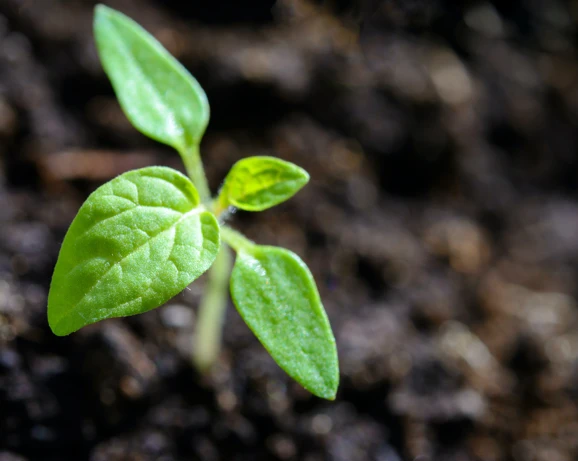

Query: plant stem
180;144;211;204
179;142;229;371
192;243;232;372
178;145;253;372
220;226;254;252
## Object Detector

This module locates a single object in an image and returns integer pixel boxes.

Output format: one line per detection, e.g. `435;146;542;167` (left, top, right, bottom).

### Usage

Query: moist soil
2;1;578;460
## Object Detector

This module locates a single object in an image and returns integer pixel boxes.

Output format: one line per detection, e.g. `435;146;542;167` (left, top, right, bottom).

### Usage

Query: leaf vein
139;173;196;205
54;208;203;326
77;205;182;241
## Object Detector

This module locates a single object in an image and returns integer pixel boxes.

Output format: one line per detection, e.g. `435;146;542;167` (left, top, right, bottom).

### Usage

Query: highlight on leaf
48;166;220;336
217;156;310;212
229;243;339;400
94;5;209;151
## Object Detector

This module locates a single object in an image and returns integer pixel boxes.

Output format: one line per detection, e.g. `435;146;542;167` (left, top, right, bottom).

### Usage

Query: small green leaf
94;5;209;151
229;244;339;399
218;156;309;212
48;166;220;336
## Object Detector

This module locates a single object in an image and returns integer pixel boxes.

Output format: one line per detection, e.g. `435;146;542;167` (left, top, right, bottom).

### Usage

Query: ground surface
2;0;578;460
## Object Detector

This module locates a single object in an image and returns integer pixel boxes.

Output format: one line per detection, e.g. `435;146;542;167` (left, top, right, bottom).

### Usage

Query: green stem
178;144;253;372
192;243;233;372
180;144;211;204
220;226;254;252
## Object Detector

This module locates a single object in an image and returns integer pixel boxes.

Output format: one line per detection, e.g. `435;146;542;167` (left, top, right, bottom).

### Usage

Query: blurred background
1;0;578;459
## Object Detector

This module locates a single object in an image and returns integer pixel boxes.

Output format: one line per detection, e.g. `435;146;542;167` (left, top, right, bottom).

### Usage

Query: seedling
47;5;339;400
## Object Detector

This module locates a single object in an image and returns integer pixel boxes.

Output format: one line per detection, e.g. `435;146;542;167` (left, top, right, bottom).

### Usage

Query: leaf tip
49;327;69;338
310;345;340;400
318;387;338;401
297;166;310;188
94;4;116;36
315;373;339;400
47;315;71;337
298;163;310;178
94;3;113;20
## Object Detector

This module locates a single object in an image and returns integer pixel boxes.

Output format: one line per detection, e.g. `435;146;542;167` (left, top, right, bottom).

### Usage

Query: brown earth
2;0;578;460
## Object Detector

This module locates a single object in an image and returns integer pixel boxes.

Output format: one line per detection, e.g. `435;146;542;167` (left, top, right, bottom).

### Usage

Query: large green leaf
229;244;339;399
94;5;209;151
218;156;309;212
48;166;220;336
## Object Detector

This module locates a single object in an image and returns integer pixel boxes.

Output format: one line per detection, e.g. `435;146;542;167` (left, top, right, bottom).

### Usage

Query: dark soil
2;0;578;460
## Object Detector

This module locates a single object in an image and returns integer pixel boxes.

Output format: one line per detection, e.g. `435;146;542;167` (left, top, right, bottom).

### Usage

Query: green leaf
218;156;309;212
48;166;220;336
94;5;209;151
229;244;339;399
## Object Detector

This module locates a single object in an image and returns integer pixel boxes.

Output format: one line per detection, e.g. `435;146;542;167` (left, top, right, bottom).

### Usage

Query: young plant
47;5;339;400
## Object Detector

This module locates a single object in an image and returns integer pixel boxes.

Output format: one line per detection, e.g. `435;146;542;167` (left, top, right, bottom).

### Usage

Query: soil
2;0;578;460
